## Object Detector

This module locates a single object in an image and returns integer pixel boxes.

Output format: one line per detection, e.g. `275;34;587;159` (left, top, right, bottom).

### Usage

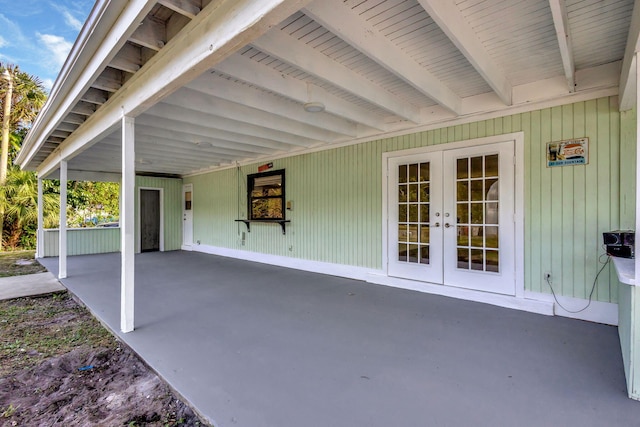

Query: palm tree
0;63;47;183
0;167;59;249
0;64;47;249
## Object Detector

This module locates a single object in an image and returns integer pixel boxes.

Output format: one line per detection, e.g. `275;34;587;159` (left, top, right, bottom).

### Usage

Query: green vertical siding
42;228;120;257
185;96;621;303
135;176;183;251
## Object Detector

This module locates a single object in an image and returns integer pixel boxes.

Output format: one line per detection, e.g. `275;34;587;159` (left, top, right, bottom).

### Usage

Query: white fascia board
36;0;312;178
17;0;155;169
619;0;640;111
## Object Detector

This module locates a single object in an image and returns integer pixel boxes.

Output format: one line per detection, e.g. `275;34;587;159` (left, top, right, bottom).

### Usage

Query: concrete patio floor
41;251;640;427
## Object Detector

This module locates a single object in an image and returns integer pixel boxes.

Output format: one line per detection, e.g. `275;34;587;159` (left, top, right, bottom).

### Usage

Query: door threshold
367;273;553;316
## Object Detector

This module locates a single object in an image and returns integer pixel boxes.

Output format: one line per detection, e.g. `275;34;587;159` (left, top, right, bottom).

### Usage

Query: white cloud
37;33;72;69
0;36;7;48
42;78;54;91
62;9;83;31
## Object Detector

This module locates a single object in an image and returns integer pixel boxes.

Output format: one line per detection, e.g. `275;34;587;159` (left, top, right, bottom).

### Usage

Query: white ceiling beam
51;130;72;139
303;2;461;115
418;0;512;106
136;114;298;152
109;43;143;73
619;0;640;111
70;101;97;116
186;74;358;137
252;30;424;123
81;88;109;105
164;87;342;142
92;68;124;93
549;0;576;92
158;0;201;19
134;124;277;155
56;122;79;133
63;113;87;126
215;54;386;131
129;15;166;51
100;135;251;162
144;102;318;148
36;0;313;178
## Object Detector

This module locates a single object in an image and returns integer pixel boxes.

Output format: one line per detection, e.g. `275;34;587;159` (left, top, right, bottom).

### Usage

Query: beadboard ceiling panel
23;0;636;177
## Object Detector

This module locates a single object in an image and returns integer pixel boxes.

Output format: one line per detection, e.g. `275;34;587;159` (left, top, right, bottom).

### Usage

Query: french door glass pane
455;154;500;273
398;161;431;264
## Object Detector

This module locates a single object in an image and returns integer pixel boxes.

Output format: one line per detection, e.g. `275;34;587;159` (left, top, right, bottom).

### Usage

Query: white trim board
192;244;616;325
525;291;618;326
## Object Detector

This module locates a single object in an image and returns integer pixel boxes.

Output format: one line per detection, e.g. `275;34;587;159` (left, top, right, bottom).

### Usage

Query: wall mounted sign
258;162;273;172
546;137;589;167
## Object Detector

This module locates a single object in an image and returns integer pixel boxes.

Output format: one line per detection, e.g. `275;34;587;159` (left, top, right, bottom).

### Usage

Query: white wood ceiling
29;0;636;178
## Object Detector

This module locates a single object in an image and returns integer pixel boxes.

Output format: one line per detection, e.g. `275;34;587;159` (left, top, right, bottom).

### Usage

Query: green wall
135;176;183;251
185;96;622;303
42;176;183;256
41;228;120;257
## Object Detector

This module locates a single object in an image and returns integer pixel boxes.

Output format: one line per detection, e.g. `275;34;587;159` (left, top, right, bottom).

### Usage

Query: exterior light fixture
303;101;325;113
303;82;325;113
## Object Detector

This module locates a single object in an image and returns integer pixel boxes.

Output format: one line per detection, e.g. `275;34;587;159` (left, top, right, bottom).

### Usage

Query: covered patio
41;251;640;427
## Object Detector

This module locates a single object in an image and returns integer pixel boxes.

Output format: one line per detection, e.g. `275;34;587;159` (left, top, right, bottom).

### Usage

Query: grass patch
0;250;47;277
0;292;116;376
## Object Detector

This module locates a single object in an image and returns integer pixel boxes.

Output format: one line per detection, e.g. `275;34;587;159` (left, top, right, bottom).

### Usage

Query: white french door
388;141;516;295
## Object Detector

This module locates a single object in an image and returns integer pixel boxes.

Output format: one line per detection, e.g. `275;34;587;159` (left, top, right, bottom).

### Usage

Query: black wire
545;256;611;314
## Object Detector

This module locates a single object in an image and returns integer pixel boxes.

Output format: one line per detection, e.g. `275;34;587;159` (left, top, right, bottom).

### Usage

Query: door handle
444;223;451;228
433;222;440;228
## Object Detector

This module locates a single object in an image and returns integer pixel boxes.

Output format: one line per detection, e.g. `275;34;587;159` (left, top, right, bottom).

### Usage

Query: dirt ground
0;292;207;426
0;252;47;277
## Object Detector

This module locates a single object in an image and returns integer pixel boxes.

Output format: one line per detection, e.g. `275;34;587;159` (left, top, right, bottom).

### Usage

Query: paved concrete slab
41;252;640;427
0;272;65;300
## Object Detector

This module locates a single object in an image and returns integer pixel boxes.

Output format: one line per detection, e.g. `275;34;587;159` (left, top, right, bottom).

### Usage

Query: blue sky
0;0;94;91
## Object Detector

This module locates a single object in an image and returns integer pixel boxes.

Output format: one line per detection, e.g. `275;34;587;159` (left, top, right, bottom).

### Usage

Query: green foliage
0;64;120;249
45;180;120;228
0;167;59;248
0;63;47;132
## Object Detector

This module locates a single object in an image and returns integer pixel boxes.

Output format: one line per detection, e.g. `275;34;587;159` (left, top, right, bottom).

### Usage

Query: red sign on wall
258;162;273;172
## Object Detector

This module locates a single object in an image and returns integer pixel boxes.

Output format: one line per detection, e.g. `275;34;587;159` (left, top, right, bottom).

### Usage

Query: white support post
36;177;43;259
58;160;67;279
121;115;136;333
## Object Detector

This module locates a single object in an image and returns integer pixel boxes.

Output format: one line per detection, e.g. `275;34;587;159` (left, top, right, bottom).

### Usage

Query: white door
388;141;516;295
182;184;193;249
388;152;443;283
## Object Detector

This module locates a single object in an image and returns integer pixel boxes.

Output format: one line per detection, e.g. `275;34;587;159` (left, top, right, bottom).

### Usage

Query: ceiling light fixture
303;101;325;113
303;82;325;113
